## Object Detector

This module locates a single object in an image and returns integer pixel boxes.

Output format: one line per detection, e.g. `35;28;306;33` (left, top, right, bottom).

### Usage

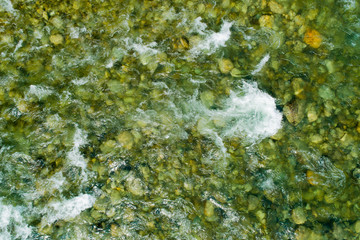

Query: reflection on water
0;0;359;239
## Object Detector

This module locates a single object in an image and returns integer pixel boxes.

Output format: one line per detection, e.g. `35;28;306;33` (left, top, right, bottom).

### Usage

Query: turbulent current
0;0;360;239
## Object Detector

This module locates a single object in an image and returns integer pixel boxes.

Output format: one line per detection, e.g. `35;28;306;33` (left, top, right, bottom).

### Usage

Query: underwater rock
318;85;335;101
352;168;360;184
110;224;123;237
218;58;234;74
303;152;345;189
269;1;284;14
125;174;145;196
292;207;307;224
295;226;322;240
283;100;305;126
50;16;63;29
17;100;28;113
230;68;242;77
270;128;284;140
1;0;358;238
90;209;103;220
93;197;108;212
355;220;360;233
294;15;305;26
200;91;215;108
304;29;322;48
204;200;215;217
325;60;335;74
49;34;63;45
307;105;318;123
147;61;158;74
110;190;122;205
310;134;323;144
100;140;116;154
116;131;134;150
248;195;259;211
255;210;266;224
259;15;274;28
291;78;305;97
306;9;319;21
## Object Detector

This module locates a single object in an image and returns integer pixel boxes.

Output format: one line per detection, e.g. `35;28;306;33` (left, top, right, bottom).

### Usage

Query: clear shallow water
0;0;360;239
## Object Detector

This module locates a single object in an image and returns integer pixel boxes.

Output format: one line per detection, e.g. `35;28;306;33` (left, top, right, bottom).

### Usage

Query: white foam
186;81;282;160
69;27;79;39
190;20;233;55
192;81;282;147
67;127;88;170
37;172;66;196
133;43;158;55
0;200;32;240
251;54;270;75
105;59;114;68
0;0;15;13
214;82;282;141
28;85;53;100
123;38;159;66
161;7;178;22
13;39;23;53
33;29;43;39
191;17;208;35
125;38;158;56
41;194;95;225
69;27;86;39
261;177;275;191
72;76;90;86
341;0;356;10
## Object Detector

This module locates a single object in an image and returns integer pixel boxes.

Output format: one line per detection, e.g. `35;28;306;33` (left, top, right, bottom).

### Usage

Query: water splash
190;19;233;56
194;82;282;151
40;194;96;226
0;0;15;13
251;54;270;75
0;200;32;240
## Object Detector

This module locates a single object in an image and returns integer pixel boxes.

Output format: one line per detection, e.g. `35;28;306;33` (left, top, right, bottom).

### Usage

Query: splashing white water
67;127;88;170
41;194;96;226
251;54;270;75
27;85;53;100
190;17;208;35
35;172;67;197
192;82;282;153
215;81;282;140
190;19;233;55
0;0;15;13
0;200;32;240
340;0;356;10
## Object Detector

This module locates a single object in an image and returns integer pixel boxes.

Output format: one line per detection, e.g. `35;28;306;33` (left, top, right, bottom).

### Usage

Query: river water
0;0;360;239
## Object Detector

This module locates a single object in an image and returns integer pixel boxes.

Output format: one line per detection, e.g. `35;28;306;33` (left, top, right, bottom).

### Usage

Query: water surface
0;0;360;239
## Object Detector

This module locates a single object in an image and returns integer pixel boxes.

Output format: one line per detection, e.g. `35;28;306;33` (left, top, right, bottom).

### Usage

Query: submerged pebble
218;58;234;74
291;207;307;225
269;1;285;14
259;15;274;28
116;131;134;150
49;34;63;45
304;29;322;48
283;100;305;126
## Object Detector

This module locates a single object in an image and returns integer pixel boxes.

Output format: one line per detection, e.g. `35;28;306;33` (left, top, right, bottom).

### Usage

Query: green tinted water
0;0;360;239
